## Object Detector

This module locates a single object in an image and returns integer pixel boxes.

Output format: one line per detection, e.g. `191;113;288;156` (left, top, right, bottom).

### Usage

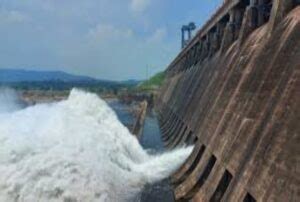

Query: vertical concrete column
220;24;234;52
216;22;226;51
230;9;238;40
191;47;196;64
208;32;214;57
194;42;202;65
188;51;192;68
232;8;245;40
182;55;188;72
187;51;192;69
190;46;197;67
268;0;294;33
186;50;191;69
206;33;213;57
181;56;185;72
194;42;201;64
176;59;181;73
238;0;259;45
191;46;196;66
190;47;195;67
257;0;274;26
220;12;235;53
257;0;266;26
200;36;209;61
220;7;246;52
208;31;218;56
198;39;205;63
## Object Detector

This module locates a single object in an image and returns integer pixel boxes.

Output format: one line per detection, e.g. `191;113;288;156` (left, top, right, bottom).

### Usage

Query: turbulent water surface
0;89;192;202
0;88;25;113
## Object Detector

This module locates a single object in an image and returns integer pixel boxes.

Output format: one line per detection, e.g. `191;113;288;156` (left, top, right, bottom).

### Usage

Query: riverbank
20;90;118;105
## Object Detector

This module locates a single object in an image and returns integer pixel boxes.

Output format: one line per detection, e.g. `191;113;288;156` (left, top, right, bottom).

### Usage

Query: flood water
108;100;175;202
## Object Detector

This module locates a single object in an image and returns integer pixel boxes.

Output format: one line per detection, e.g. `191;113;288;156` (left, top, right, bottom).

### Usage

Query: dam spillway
156;0;300;201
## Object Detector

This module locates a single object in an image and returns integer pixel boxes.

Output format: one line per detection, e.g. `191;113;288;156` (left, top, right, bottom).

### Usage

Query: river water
108;100;175;202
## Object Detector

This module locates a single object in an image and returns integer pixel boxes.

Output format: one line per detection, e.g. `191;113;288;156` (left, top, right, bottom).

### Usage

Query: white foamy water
0;88;22;113
0;89;192;202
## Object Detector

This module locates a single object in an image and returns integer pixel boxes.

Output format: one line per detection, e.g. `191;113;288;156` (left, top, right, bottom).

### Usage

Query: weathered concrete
132;101;148;139
156;0;300;201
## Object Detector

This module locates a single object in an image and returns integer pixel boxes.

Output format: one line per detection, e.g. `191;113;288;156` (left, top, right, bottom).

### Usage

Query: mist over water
0;88;23;113
0;89;192;202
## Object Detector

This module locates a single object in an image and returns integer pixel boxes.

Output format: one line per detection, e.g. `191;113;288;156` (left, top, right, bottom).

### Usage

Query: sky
0;0;223;81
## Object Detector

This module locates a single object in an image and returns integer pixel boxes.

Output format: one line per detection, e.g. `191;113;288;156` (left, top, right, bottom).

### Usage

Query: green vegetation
138;72;165;91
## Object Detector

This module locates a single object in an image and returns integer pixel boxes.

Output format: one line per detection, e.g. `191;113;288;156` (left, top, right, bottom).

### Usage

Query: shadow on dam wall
156;0;300;201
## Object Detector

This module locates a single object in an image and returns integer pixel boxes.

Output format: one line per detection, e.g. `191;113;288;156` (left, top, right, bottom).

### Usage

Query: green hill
138;72;165;91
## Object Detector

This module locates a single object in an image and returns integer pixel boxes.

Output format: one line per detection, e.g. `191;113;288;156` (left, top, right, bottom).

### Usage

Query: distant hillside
118;80;141;86
0;69;96;83
138;72;165;91
0;69;141;92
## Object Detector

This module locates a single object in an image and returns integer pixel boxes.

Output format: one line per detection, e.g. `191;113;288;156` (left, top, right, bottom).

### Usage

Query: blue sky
0;0;222;80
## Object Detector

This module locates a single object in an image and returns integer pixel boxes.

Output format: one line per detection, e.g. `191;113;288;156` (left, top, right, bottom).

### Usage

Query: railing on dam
167;0;299;76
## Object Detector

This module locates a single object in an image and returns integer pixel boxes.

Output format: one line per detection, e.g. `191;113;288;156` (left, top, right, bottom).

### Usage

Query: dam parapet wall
156;0;300;201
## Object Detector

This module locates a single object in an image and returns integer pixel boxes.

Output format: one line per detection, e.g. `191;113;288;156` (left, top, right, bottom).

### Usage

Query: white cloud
130;0;150;13
0;0;175;80
87;24;134;42
0;9;30;25
147;27;167;43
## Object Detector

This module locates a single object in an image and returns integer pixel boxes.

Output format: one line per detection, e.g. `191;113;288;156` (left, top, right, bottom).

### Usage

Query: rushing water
139;113;175;202
109;101;175;202
0;89;192;202
0;88;26;113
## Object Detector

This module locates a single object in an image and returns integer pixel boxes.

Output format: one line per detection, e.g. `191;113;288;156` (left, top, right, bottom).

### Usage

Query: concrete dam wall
156;0;300;201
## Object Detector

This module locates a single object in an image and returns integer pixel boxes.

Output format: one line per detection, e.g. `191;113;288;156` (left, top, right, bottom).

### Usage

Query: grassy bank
137;72;165;92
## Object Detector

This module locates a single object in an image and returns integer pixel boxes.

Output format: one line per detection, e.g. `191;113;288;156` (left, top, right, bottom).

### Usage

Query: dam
155;0;300;201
